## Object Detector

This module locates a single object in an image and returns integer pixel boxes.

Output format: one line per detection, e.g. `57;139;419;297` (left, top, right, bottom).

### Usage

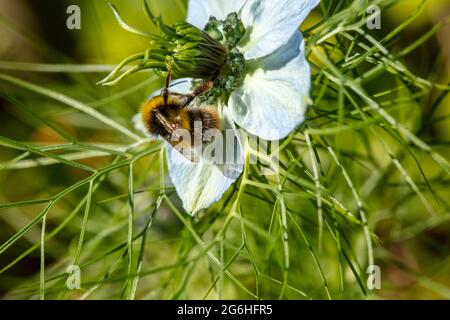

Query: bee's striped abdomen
188;108;221;136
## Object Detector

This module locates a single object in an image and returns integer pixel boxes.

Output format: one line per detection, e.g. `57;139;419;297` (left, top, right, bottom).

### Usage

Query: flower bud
98;4;228;86
168;22;228;79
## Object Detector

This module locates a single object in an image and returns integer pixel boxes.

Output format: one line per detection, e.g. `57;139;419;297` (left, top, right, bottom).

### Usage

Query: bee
140;75;221;162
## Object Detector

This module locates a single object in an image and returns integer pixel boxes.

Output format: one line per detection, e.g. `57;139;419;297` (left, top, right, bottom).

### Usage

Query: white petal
228;32;311;141
239;0;319;60
132;113;149;137
166;108;243;214
187;0;245;29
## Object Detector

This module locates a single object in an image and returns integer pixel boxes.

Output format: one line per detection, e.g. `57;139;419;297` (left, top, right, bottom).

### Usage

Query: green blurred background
0;0;449;299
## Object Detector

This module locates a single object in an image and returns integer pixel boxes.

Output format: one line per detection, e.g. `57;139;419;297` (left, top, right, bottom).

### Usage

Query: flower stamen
197;13;247;104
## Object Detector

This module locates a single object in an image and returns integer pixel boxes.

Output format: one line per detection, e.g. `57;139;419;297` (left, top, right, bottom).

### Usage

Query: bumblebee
140;76;221;161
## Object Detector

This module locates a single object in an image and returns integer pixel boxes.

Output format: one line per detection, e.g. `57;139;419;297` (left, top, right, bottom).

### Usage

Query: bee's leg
194;80;214;96
161;62;173;105
181;80;214;108
190;70;221;102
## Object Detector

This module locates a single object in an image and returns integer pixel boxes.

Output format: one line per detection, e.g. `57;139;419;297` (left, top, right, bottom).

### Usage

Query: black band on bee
188;108;221;136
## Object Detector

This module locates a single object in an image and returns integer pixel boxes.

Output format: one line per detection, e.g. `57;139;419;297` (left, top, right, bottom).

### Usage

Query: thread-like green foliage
0;0;448;300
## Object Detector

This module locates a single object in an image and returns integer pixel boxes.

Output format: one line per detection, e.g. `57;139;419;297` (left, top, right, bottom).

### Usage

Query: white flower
135;0;319;214
188;0;319;140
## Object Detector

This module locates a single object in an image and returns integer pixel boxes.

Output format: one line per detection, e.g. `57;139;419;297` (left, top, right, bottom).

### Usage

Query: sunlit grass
0;0;449;300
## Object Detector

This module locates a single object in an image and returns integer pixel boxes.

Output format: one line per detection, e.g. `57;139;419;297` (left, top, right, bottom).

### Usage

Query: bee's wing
151;109;200;162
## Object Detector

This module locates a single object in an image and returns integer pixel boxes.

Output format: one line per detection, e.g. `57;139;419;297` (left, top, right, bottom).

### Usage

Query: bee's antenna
165;70;172;91
169;80;188;88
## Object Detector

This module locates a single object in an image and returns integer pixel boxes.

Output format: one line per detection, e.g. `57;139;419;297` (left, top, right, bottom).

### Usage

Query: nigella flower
188;0;320;140
113;0;319;213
